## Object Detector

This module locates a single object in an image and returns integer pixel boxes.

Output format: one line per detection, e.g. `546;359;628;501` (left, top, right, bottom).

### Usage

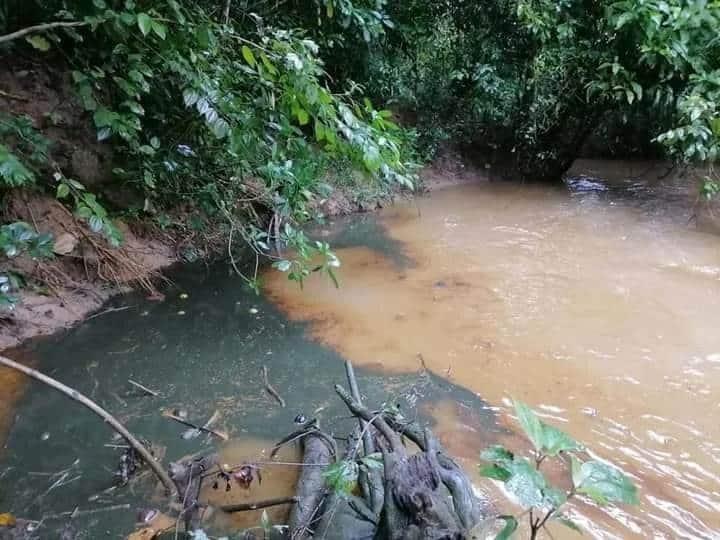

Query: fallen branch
0;355;177;497
0;88;29;101
221;495;298;513
0;20;88;44
127;379;159;397
262;365;286;407
86;305;134;321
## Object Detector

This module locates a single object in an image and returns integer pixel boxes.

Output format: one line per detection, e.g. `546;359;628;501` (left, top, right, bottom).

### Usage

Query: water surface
265;160;720;539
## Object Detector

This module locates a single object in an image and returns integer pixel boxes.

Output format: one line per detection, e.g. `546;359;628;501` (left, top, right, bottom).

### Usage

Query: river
1;159;719;538
265;160;720;539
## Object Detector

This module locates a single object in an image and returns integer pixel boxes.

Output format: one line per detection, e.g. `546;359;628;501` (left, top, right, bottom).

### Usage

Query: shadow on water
0;259;501;538
313;213;415;269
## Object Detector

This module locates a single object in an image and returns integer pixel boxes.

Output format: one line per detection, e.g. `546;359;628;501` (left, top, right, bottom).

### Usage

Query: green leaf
88;215;103;233
479;464;512;482
513;400;544;452
241;45;257;67
137;13;152;36
481;445;514;466
151;21;167;39
574;460;638;505
297;108;310;126
323;461;358;495
495;515;518;540
541;424;581;456
25;35;51;51
504;458;547;508
56;183;70;199
93;107;115;128
275;260;292;272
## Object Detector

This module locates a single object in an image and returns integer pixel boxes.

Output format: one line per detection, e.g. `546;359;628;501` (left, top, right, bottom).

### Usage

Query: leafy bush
0;222;53;308
0;0;416;299
481;401;638;539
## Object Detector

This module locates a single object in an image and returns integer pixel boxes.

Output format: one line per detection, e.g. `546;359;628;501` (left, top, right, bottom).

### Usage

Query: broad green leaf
479;464;511;482
541;424;581;456
574;460;638;505
137;13;152;36
25;35;51;51
504;458;546;508
481;445;514;466
241;45;257;67
151;21;167;39
297;108;310;126
513;400;544;452
495;515;517;540
56;183;70;199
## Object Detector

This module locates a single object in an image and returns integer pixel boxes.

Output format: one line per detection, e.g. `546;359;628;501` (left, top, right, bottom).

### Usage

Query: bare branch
0;21;88;44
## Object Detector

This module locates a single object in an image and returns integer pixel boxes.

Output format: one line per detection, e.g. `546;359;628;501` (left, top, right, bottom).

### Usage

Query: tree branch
0;355;177;497
0;21;88;44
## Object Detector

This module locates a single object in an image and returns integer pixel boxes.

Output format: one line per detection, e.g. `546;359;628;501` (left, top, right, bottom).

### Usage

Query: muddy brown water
264;160;720;539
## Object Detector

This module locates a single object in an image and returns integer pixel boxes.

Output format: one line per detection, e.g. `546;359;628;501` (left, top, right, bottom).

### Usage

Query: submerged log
287;429;335;539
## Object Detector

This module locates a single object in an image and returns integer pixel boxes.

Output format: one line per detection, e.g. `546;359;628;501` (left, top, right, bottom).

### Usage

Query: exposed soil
0;192;176;350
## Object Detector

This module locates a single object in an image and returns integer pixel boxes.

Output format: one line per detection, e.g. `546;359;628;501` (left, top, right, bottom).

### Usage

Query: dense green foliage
0;0;415;301
480;401;638;538
359;0;719;182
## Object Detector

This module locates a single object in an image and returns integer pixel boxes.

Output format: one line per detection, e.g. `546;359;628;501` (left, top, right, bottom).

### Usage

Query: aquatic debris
161;409;228;441
232;464;262;489
0;355;177;496
262;365;286;408
127;379;160;397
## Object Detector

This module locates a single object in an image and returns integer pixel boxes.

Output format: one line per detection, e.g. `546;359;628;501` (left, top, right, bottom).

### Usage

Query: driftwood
221;496;299;513
278;360;485;540
287;430;335;538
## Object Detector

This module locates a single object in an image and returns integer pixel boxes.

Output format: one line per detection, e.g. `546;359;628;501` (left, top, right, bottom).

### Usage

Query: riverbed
1;159;719;539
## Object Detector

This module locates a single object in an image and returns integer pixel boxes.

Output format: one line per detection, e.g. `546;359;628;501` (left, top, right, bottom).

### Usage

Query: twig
221;495;298;513
161;411;229;441
0;21;89;43
86;305;134;320
41;503;130;520
0;88;29;101
0;355;177;497
262;365;286;407
128;379;160;397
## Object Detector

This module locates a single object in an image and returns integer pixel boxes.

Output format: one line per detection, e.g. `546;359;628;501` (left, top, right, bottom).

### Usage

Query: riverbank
0;157;488;351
